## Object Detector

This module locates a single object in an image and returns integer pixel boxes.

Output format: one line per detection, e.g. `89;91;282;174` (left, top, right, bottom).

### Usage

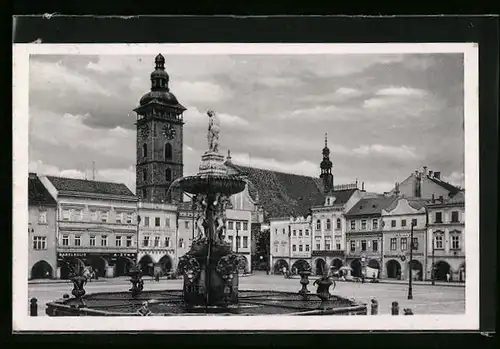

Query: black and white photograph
13;43;479;331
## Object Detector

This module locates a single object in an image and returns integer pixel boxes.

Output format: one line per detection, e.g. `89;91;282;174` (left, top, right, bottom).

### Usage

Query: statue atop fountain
207;109;220;154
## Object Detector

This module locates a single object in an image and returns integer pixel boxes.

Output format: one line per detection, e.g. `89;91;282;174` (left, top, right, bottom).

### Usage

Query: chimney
394;182;400;195
361;182;365;191
432;193;435;203
226;149;232;163
434;171;441;180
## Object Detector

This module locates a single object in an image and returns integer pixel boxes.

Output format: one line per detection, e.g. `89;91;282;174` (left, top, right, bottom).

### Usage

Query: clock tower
134;54;186;203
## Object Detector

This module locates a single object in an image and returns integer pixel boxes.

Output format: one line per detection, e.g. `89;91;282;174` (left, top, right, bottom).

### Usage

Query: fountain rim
177;174;247;196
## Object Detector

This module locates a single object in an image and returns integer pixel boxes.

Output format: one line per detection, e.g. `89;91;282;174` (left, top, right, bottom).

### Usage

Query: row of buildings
28;54;466;283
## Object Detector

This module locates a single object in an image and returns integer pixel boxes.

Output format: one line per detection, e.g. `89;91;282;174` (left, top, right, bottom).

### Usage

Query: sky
28;52;465;194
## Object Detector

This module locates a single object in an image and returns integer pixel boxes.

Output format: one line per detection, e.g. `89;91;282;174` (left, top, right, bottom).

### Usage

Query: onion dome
139;53;181;107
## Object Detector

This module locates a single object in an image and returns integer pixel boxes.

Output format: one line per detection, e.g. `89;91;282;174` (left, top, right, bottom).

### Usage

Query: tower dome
139;53;181;107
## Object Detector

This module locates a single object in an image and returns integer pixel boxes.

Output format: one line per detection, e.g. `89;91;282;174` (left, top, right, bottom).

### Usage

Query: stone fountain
45;110;367;316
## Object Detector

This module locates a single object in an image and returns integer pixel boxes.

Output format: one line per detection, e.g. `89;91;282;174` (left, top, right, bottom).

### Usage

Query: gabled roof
384;196;432;212
426;175;461;197
325;188;358;205
46;176;135;197
225;161;325;220
345;195;398;217
29;173;57;206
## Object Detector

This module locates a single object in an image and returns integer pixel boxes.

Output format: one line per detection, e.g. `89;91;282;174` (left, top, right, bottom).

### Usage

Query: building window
451;211;459;223
62;209;70;221
451;235;460;250
165;237;170;247
275;245;278;253
350;240;355;252
90;210;98;221
412;237;418;250
142;188;147;199
372;240;378;252
228;235;234;247
315;238;321;250
401;219;407;227
143;236;150;247
165;143;172;160
74;235;81;246
62;235;69;246
73;209;83;221
292;245;296;252
38;211;47;224
101;211;108;223
298;229;302;236
391;220;396;228
179;238;184;248
33;236;47;250
165;168;172;181
165;218;171;228
336;243;341;250
361;220;367;230
400;237;407;250
142;143;147;157
236;236;241;249
144;216;150;227
372;219;378;230
142;169;148;182
115;236;122;247
336;218;341;229
299;245;303;252
228;221;234;230
293;230;296;236
155;217;161;227
412;218;417;227
326;219;331;230
236;222;241;230
116;212;123;223
325;239;331;250
243;222;248;230
316;220;321;230
434;233;444;249
305;244;310;252
126;236;132;247
361;240;367;251
101;235;108;247
435;212;443;223
274;229;278;235
350;220;355;230
243;236;248;248
90;235;96;246
154;236;160;247
305;229;309;236
390;238;397;250
126;213;133;224
184;221;190;229
282;228;286;235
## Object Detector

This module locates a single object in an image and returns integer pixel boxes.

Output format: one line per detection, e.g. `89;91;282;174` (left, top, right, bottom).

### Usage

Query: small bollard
30;297;38;316
403;308;414;315
391;301;399;315
370;298;378;315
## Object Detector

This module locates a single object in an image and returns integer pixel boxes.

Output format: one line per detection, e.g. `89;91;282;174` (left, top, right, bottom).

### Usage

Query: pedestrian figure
446;273;450;282
155;273;160;282
95;269;99;280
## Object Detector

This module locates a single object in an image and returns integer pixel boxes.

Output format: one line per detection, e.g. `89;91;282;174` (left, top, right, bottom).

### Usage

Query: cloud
184;107;249;128
443;171;465;189
231;153;319;177
175;81;230;103
352;144;419;159
375;86;427;97
255;77;302;87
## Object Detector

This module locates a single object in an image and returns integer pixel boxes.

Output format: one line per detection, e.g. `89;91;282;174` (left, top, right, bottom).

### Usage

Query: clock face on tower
162;125;176;140
141;125;149;137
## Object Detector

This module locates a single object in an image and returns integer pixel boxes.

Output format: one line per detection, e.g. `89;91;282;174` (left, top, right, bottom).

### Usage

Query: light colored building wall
28;205;57;279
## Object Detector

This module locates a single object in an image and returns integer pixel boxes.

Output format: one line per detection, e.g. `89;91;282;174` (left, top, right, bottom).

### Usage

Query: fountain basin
46;290;367;316
178;174;246;196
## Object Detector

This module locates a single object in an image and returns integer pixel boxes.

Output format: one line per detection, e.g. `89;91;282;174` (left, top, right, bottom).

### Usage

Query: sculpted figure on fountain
207;109;220;153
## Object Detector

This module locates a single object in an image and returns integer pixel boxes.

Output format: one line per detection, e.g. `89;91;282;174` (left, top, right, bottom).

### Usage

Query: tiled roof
384;196;432;212
46;176;135;197
426;175;461;197
327;188;358;205
225;162;325;220
29;173;57;206
345;195;398;217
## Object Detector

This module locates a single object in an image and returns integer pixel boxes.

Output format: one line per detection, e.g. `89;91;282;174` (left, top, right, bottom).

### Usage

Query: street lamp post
408;220;416;300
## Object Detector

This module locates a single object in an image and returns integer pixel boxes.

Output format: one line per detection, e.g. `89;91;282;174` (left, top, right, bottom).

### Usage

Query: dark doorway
315;259;326;275
350;259;362;277
159;254;172;275
31;260;53;279
386;259;401;279
115;257;134;277
434;261;451;281
139;255;154;276
273;259;288;274
292;259;311;273
87;256;107;278
59;258;85;279
331;258;343;271
409;260;423;281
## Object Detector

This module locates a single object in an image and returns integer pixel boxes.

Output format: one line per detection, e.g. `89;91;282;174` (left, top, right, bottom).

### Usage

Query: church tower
134;54;186;203
320;133;334;193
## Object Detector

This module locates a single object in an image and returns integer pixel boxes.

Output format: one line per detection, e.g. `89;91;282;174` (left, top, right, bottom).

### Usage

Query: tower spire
325;132;328;148
320;133;333;193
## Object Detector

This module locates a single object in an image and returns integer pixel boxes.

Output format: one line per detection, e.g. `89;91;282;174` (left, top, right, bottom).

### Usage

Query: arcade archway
273;259;289;274
292;259;310;273
315;258;326;275
409;260;423;281
59;257;85;279
386;259;401;279
115;256;134;277
331;258;343;270
31;260;53;279
139;255;154;276
434;261;451;281
159;254;173;275
87;256;108;278
350;259;362;277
